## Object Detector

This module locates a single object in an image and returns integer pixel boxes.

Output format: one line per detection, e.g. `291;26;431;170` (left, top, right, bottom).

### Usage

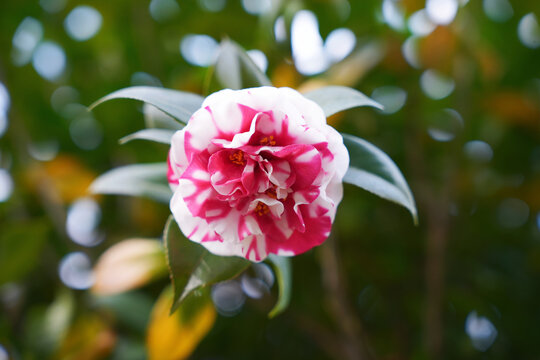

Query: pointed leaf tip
89;86;204;124
267;254;292;318
163;217;250;313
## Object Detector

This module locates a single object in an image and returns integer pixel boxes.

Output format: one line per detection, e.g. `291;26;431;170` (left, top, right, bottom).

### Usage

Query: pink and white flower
167;87;349;261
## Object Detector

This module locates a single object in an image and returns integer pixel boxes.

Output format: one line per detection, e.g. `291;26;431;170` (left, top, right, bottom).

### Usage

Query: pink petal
167;150;179;187
208;149;248;197
271;144;323;189
167;87;350;262
271;199;333;256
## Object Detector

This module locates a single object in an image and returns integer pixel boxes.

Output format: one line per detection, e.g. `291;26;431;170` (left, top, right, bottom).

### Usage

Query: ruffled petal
170;191;244;257
168;86;349;261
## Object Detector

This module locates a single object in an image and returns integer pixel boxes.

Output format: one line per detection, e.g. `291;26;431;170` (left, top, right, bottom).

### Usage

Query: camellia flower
167;87;349;261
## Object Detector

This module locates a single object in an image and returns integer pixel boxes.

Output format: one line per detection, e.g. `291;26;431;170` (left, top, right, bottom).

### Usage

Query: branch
318;235;376;360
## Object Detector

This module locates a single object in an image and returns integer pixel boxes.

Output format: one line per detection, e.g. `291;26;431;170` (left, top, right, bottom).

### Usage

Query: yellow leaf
147;287;216;360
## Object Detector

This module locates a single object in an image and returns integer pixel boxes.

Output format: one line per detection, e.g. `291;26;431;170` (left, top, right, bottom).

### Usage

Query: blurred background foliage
1;0;540;359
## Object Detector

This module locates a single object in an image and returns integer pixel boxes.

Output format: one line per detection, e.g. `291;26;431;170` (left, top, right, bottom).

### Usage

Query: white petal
169;130;189;178
170;191;244;257
240;234;267;262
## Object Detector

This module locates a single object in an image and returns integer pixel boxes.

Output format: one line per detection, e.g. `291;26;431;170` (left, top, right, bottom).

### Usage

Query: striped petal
168;86;349;261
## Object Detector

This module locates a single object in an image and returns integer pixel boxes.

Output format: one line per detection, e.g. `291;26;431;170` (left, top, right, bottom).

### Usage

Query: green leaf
90;163;172;203
24;288;75;355
215;39;272;89
267;254;292;318
179;252;250;309
342;133;418;224
304;86;383;117
89;86;204;124
164;217;250;312
119;129;176;145
143;103;185;130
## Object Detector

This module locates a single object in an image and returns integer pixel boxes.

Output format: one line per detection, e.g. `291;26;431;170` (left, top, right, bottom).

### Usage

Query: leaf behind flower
89;86;204;124
304;86;383;117
89;163;172;204
342;133;418;224
119;129;176;145
143;103;185;130
215;39;272;90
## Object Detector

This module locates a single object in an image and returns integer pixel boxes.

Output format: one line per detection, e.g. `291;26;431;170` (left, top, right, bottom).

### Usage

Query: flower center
254;202;270;216
265;188;277;199
229;150;245;165
260;135;276;146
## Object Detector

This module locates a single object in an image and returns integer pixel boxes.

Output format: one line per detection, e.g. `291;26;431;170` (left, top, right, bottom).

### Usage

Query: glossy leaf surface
90;163;172;203
119;129;175;145
163;217;250;312
90;86;203;124
342;133;417;223
304;86;383;117
267;254;292;318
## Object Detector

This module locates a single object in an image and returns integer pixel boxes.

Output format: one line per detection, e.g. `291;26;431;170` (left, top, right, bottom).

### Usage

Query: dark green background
1;0;539;359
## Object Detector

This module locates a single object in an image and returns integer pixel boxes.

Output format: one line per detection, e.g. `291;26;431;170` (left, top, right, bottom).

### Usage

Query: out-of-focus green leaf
89;86;203;124
43;289;75;350
147;286;215;360
164;216;250;312
119;129;176;145
24;289;75;356
89;163;172;203
267;254;292;318
215;39;272;89
304;86;383;117
342;133;418;224
109;338;146;360
0;221;48;285
91;292;154;334
215;41;241;90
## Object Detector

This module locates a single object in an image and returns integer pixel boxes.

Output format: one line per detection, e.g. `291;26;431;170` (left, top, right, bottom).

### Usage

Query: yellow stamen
265;188;277;199
255;202;269;216
260;135;276;146
229;150;245;165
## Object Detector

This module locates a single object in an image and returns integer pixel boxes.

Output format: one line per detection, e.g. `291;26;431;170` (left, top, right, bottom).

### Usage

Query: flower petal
170;191;244;257
168;86;349;261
